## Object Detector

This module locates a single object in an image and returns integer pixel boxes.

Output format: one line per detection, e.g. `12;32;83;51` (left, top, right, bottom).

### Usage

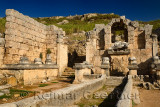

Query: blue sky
0;0;160;21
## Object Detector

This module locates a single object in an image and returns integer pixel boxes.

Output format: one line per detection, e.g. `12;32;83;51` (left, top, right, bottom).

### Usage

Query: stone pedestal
150;56;160;84
45;54;53;64
128;57;138;75
19;57;29;64
73;62;93;83
101;57;110;76
34;58;42;64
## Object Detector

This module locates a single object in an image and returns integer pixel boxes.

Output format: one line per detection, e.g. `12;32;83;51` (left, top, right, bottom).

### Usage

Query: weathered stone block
7;76;17;86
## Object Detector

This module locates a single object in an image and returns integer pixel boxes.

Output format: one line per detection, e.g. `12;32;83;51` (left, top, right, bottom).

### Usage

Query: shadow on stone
99;77;127;107
68;50;86;67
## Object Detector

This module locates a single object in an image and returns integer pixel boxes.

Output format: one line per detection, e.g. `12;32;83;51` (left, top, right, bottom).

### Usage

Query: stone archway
111;19;128;43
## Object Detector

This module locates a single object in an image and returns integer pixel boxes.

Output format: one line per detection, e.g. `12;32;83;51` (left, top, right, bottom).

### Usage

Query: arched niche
111;19;128;43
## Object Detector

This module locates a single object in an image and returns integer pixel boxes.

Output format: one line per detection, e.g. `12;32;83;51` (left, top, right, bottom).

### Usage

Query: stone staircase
60;67;75;80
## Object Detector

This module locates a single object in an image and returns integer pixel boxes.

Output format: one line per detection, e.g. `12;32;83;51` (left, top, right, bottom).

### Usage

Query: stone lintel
0;64;59;70
108;49;130;55
73;63;93;70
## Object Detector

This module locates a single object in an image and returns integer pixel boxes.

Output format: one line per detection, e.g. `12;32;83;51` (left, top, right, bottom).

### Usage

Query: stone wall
0;75;106;107
0;64;59;85
3;9;65;65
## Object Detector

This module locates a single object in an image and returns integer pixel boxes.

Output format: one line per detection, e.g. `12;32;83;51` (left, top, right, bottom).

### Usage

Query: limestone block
129;70;137;75
93;56;102;67
6;48;19;54
140;49;152;62
0;38;5;47
16;36;23;43
46;69;58;78
19;50;27;56
5;34;16;41
7;76;17;86
131;21;139;28
20;44;29;50
127;26;134;31
144;24;153;36
5;29;18;35
23;70;46;85
0;47;5;54
6;16;16;23
4;54;13;61
12;54;20;62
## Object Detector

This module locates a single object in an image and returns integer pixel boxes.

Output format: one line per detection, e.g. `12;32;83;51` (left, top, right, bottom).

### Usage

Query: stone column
145;25;153;49
127;26;135;45
104;25;111;49
101;57;110;76
128;57;138;75
57;34;64;76
85;32;96;63
57;33;68;76
151;56;160;83
152;34;158;56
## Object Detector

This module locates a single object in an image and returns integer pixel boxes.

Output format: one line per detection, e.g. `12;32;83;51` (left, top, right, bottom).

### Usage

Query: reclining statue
111;41;128;51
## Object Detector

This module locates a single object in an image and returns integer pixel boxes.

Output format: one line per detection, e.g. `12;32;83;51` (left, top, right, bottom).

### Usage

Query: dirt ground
135;89;160;107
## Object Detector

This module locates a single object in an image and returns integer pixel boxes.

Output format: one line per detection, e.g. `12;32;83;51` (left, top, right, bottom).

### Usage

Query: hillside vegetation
0;18;6;35
34;14;120;35
1;14;160;38
139;20;160;31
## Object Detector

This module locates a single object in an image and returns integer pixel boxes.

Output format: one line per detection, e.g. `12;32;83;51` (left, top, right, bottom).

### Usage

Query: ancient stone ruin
0;9;68;85
86;16;158;75
0;9;160;107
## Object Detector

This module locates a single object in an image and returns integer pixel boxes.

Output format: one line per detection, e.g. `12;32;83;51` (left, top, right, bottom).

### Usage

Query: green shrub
46;49;51;54
39;52;43;59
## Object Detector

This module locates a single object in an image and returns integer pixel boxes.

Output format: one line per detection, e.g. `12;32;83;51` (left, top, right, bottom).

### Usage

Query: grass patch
0;94;11;99
132;100;137;107
139;20;160;31
39;84;49;87
0;89;34;99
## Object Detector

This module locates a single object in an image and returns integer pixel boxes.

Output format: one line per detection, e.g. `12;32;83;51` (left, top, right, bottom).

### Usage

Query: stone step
62;74;74;76
62;72;75;75
63;71;75;73
60;75;75;78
